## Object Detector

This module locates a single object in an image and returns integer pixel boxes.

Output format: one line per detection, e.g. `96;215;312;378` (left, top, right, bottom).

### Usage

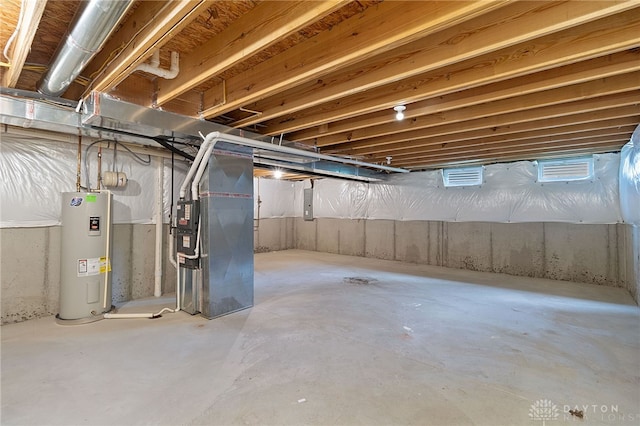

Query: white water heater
58;192;112;322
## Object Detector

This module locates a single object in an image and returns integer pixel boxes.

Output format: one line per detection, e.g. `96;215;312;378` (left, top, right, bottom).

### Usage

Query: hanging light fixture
393;105;406;121
273;169;283;179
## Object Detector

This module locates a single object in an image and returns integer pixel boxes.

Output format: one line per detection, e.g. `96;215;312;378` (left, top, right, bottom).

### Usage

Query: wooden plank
261;12;640;134
402;143;627;169
396;138;629;168
74;0;213;100
325;99;640;153
361;117;640;159
292;47;640;143
156;1;348;106
369;124;638;162
306;72;640;146
1;0;47;88
198;0;510;118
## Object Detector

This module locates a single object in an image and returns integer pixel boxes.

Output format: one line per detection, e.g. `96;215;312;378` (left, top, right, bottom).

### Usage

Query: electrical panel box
303;188;313;221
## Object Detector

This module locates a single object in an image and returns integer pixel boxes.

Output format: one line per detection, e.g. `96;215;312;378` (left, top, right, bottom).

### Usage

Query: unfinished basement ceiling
1;0;639;171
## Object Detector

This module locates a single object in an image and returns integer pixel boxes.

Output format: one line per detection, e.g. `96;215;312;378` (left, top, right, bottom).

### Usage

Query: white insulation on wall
297;153;623;224
0;133;189;227
619;124;640;226
1;129;631;227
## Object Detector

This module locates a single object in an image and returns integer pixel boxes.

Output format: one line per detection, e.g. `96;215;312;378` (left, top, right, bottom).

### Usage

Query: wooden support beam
331;105;640;156
402;143;627;170
1;0;47;88
198;0;509;118
362;117;640;159
156;1;348;106
369;124;638;163
396;137;629;168
71;0;213;100
293;50;640;144
326;97;640;154
262;11;640;135
308;72;640;147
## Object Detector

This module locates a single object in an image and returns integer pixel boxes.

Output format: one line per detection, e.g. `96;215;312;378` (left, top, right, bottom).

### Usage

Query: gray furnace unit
179;142;254;319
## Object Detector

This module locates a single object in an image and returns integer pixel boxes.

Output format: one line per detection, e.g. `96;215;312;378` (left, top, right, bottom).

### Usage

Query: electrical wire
3;0;25;63
84;138;152;189
113;140;152;165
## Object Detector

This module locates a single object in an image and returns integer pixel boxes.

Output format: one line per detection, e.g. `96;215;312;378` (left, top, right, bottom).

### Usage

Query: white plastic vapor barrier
619;124;640;225
306;154;622;224
0;134;186;227
254;178;297;218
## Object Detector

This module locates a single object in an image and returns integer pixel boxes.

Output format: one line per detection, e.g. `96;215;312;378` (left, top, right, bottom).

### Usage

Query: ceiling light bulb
393;105;406;121
274;169;283;179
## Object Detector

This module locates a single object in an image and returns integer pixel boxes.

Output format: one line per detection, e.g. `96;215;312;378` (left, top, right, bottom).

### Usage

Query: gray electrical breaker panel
303;188;313;221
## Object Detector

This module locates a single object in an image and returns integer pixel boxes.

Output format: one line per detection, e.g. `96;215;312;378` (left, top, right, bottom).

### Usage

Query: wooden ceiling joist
326;96;640;154
362;117;640;160
198;0;509;119
72;0;214;100
398;137;630;169
264;14;640;136
0;0;47;88
369;124;637;163
155;0;348;106
3;0;638;172
308;71;640;147
403;142;627;170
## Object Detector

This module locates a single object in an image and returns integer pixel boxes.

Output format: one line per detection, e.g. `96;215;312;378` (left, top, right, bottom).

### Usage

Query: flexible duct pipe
38;0;133;97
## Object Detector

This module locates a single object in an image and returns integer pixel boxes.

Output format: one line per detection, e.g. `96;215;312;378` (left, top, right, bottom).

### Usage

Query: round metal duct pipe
38;0;133;97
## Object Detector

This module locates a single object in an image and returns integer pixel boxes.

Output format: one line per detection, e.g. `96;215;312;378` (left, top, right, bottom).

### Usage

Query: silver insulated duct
38;0;133;97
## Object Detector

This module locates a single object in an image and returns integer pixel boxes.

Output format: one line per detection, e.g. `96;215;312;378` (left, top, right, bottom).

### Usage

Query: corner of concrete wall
618;223;640;304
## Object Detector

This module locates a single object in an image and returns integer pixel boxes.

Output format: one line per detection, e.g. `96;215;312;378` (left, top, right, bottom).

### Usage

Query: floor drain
344;276;376;285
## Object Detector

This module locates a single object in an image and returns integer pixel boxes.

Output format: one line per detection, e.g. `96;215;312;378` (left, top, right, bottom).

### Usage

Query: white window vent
538;157;594;182
442;166;483;187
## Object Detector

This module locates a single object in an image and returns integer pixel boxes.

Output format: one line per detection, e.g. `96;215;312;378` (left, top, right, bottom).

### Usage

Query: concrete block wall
619;224;640;302
294;218;637;299
1;225;176;324
253;218;295;253
3;218;637;324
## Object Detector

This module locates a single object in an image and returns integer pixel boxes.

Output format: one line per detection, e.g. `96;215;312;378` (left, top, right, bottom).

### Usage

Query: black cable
153;136;195;161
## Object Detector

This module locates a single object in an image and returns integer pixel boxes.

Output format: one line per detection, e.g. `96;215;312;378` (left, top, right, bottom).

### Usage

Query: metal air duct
38;0;133;97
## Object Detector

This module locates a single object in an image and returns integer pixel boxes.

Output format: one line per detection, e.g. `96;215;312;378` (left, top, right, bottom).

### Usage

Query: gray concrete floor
2;250;639;426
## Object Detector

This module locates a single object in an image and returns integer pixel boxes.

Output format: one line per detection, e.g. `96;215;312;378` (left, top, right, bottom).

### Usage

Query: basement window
537;157;594;182
442;166;483;187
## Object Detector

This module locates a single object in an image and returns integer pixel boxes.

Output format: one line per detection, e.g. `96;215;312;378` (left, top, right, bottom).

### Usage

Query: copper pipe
97;145;102;189
76;131;82;192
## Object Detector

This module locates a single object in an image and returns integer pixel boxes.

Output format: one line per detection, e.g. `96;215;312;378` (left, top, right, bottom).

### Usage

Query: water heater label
70;197;83;207
89;217;100;235
77;257;110;277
